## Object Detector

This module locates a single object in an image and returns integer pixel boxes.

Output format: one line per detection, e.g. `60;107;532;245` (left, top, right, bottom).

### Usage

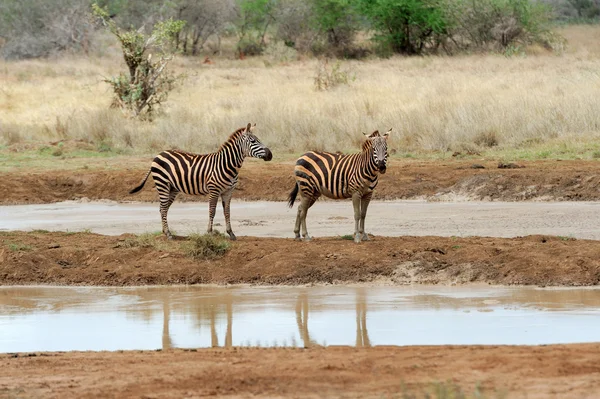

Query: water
1;286;600;353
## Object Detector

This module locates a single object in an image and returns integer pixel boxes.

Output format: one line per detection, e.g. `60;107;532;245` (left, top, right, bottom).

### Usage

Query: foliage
447;0;555;52
0;0;567;60
358;0;449;55
235;0;277;56
92;3;185;118
543;0;600;20
310;0;361;54
0;0;94;60
273;0;315;51
175;0;236;55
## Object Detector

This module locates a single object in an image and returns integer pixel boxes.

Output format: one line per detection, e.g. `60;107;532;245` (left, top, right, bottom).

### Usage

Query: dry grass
2;25;600;160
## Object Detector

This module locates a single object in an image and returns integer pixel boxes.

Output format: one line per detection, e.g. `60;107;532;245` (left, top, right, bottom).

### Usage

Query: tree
0;0;94;60
235;0;277;55
92;3;185;118
175;0;236;55
358;0;449;55
310;0;360;51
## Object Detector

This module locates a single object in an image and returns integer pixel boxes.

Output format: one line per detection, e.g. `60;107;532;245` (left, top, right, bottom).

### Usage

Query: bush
447;0;555;52
264;40;298;63
184;233;231;260
92;3;185;119
313;59;355;90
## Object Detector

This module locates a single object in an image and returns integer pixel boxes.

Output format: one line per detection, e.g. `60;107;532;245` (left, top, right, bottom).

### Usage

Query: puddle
1;286;600;352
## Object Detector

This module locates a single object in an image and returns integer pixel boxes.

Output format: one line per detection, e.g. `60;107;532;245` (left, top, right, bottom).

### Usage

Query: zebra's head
363;128;391;174
241;123;273;161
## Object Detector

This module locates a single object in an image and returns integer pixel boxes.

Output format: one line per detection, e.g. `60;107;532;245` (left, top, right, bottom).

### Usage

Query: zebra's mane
218;127;247;151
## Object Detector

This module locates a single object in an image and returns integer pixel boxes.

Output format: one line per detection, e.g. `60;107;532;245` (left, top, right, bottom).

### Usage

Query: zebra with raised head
129;123;273;240
288;129;391;243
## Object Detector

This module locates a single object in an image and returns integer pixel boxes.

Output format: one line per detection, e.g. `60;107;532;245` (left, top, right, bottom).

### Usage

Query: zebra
287;129;391;243
129;123;273;240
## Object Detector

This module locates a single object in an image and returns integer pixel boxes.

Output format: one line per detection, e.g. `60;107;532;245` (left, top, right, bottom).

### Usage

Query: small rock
48;244;60;249
470;164;485;169
498;162;523;169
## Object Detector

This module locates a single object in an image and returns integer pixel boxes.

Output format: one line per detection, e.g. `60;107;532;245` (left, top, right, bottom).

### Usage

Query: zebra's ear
365;130;380;138
245;123;252;132
250;123;256;131
383;128;392;139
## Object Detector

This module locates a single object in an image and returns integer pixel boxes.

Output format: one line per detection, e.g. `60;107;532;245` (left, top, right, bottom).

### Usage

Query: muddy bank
1;232;599;286
1;159;599;205
3;345;600;399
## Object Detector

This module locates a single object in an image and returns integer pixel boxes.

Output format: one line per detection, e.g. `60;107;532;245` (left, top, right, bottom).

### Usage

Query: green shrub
184;232;231;260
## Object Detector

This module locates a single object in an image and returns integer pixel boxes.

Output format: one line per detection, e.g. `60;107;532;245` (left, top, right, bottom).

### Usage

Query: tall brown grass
1;25;600;158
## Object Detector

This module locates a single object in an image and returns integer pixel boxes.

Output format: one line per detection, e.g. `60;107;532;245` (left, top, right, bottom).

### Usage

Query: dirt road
2;200;600;239
2;345;600;399
1;232;599;286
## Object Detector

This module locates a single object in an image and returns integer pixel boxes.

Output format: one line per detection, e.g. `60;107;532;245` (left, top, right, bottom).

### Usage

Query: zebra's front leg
359;193;372;241
206;191;219;235
221;188;236;241
352;192;362;243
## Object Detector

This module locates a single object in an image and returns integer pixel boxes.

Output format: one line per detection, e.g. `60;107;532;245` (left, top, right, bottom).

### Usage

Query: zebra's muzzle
262;148;273;161
378;162;387;174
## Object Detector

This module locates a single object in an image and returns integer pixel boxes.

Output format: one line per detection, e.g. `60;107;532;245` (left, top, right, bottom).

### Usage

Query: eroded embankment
1;232;599;286
1;159;599;205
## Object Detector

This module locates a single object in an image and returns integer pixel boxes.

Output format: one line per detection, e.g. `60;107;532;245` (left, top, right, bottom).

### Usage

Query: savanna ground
2;24;600;399
3;344;600;399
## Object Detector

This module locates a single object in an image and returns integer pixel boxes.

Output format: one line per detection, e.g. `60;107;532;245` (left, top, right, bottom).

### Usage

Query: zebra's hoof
362;233;370;241
303;236;312;242
354;234;362;243
294;236;302;241
228;234;237;241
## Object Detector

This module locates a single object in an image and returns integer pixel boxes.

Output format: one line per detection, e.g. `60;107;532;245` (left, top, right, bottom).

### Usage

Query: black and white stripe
130;123;273;240
288;129;391;243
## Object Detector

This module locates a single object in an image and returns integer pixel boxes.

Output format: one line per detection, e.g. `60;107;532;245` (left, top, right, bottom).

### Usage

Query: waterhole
1;286;599;352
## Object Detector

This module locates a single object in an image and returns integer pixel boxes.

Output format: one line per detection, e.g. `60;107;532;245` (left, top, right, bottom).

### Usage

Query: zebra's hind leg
352;192;362;243
221;187;236;241
299;196;317;241
159;188;178;240
206;191;219;235
359;193;373;241
294;203;302;241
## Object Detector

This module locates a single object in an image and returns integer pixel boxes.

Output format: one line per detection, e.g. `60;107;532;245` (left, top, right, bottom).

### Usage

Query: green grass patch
340;234;354;240
6;242;33;251
117;232;164;249
182;232;231;260
557;235;576;241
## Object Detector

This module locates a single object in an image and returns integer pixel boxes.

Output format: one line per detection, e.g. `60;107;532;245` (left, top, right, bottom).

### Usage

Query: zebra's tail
129;169;152;194
287;182;299;208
